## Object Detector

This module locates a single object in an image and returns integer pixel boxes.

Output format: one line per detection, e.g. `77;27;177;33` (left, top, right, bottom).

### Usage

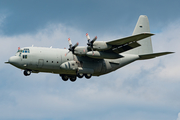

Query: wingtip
167;52;175;54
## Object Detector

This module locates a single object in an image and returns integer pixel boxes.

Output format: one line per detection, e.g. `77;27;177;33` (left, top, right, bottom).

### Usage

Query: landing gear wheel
85;74;92;79
61;75;68;81
77;73;84;78
70;76;77;82
24;70;31;76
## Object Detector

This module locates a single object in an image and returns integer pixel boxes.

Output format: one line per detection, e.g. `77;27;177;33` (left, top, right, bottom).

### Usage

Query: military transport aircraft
5;15;173;82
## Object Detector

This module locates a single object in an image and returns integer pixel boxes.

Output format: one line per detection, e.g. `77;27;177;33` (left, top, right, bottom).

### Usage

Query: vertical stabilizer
125;15;153;55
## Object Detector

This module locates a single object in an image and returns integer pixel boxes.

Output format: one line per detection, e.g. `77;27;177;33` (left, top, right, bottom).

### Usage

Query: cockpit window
17;49;30;53
17;50;23;53
19;52;21;57
23;55;27;59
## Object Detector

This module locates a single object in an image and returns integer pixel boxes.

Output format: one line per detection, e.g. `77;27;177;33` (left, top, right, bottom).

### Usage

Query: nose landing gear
23;70;31;76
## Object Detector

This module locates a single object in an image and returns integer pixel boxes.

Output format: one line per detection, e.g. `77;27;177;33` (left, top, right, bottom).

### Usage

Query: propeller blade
65;51;70;56
86;33;90;41
72;42;79;49
91;36;97;43
91;47;94;55
68;38;72;47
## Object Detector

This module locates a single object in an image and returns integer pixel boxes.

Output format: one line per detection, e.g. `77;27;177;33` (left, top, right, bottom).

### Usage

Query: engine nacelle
86;51;123;59
93;41;112;51
60;61;78;70
74;46;88;56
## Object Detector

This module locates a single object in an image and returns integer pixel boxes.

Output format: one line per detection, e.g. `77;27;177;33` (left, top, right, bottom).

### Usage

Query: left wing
106;33;154;53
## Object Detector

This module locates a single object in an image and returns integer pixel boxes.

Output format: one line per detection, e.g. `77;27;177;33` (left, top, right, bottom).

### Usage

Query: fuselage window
19;53;21;57
52;61;53;63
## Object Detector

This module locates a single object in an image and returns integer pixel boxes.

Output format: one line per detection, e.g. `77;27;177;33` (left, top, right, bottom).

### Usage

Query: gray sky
0;0;180;120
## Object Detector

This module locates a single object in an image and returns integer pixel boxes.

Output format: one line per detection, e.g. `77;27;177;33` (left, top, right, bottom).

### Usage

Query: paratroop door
38;59;44;68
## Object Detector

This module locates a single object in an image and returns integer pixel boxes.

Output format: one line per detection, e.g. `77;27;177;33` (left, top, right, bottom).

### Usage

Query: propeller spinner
86;33;97;55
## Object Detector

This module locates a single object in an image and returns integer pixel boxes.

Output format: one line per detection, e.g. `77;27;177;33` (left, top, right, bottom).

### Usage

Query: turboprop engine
86;33;112;53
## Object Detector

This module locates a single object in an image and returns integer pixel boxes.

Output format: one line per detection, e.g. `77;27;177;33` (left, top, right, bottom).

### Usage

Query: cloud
177;112;180;120
1;19;180;120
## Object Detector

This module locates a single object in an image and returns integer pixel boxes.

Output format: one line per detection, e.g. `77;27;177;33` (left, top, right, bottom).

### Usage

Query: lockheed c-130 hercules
5;15;174;82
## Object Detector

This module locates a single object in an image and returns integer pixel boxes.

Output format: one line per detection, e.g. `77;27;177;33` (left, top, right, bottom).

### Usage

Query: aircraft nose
8;56;20;65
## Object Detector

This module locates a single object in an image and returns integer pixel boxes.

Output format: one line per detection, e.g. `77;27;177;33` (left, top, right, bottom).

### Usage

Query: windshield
17;50;23;53
16;48;30;56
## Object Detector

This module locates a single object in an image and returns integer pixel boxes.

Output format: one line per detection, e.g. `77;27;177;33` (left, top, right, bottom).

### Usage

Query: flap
112;41;141;53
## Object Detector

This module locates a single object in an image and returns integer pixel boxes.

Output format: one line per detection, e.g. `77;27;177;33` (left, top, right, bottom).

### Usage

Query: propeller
86;33;97;55
65;38;79;57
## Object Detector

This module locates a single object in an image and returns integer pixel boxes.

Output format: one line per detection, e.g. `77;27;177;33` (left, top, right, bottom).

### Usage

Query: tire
27;70;31;75
61;75;68;81
24;70;31;76
24;70;28;76
85;74;92;79
70;76;77;82
77;73;84;78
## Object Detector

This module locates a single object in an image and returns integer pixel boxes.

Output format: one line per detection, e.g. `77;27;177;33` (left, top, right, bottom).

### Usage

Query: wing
106;33;154;53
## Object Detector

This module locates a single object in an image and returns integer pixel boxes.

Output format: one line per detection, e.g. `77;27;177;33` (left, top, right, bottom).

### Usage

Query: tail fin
125;15;153;55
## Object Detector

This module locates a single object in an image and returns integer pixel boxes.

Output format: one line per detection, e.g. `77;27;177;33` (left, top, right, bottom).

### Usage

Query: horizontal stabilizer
138;52;174;60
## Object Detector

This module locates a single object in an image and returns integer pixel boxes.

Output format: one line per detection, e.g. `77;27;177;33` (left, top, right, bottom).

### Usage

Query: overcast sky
0;0;180;120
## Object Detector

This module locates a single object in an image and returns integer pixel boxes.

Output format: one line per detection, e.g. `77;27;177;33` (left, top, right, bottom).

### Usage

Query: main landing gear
23;70;31;76
60;73;92;82
60;74;77;82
